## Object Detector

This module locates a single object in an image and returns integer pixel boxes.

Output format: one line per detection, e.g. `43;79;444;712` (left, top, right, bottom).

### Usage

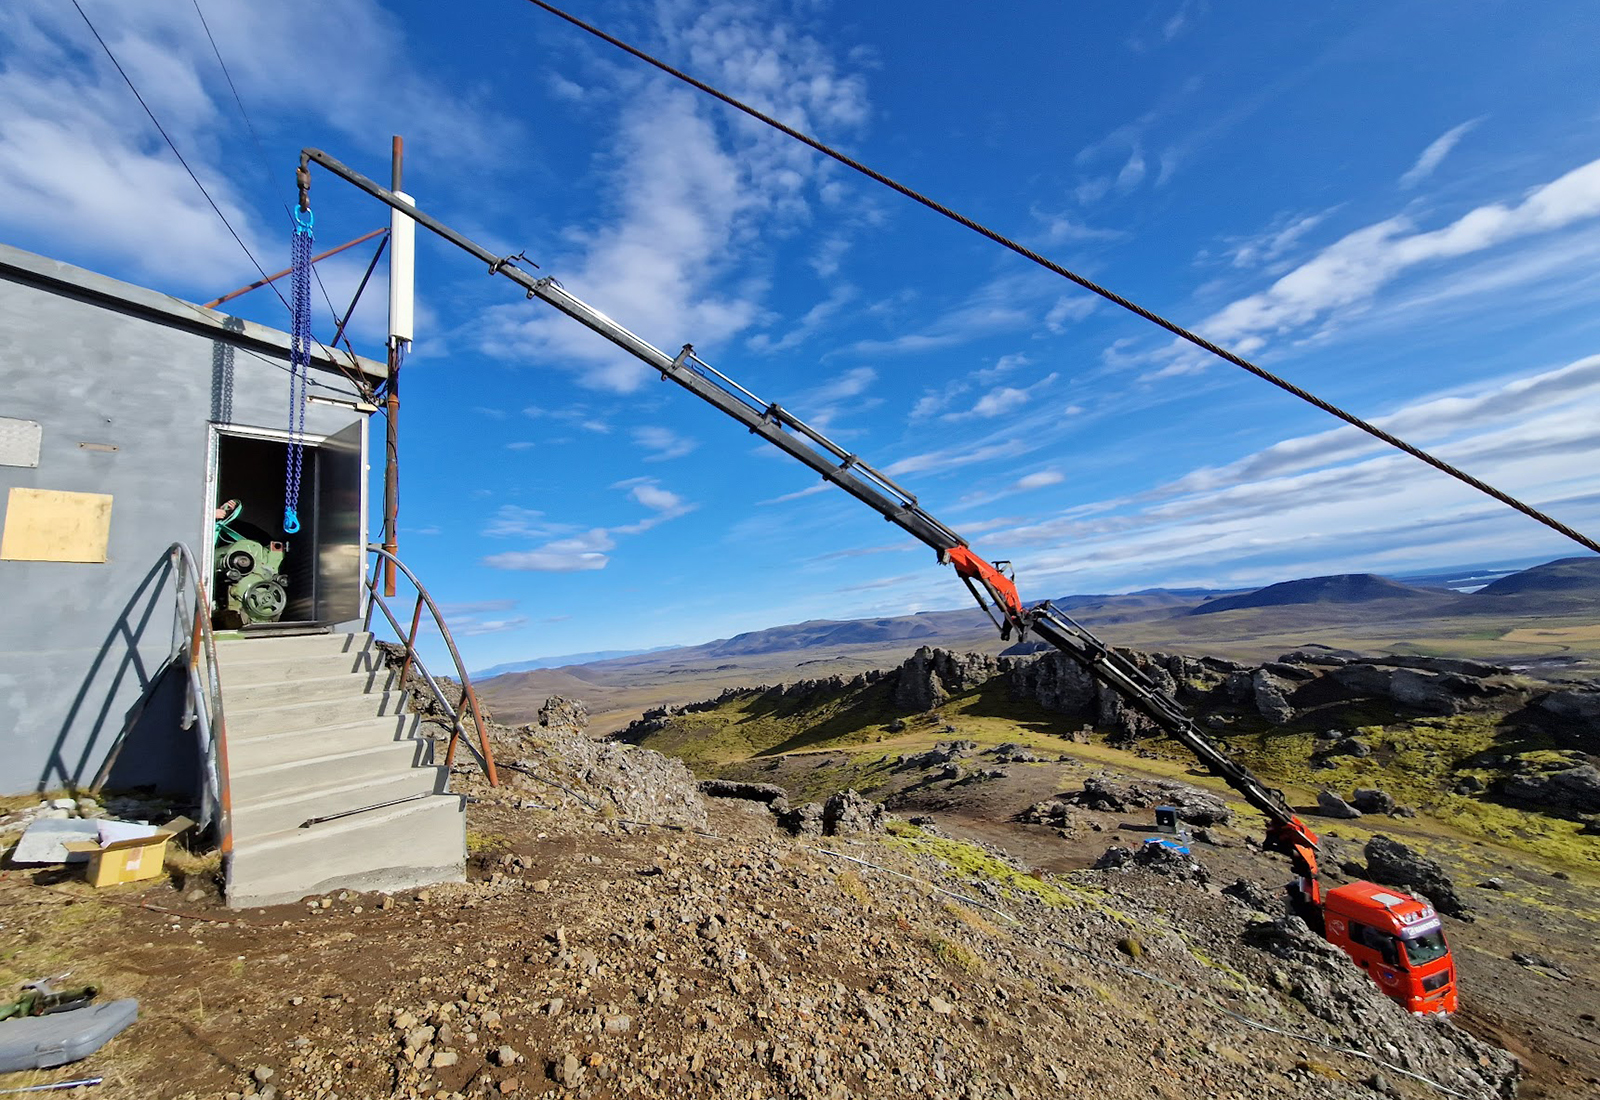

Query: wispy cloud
1203;157;1600;348
993;353;1600;592
0;0;513;294
475;0;868;393
633;425;698;461
482;478;696;572
1399;118;1483;190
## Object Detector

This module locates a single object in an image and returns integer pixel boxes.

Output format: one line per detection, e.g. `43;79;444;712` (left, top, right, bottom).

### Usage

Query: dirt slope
0;710;1556;1100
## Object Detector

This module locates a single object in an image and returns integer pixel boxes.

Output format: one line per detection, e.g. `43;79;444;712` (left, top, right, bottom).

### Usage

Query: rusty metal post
399;593;424;686
382;134;404;597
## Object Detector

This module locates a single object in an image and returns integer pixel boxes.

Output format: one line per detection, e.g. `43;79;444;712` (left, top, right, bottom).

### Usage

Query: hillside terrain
614;639;1600;1098
0;698;1560;1100
480;557;1600;733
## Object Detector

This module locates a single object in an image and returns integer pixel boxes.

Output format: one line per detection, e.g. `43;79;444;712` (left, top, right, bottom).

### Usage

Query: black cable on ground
522;0;1599;558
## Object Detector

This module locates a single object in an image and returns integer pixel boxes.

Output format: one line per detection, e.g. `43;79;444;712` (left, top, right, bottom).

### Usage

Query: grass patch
926;934;984;975
882;827;1084;910
835;869;871;906
943;901;1002;938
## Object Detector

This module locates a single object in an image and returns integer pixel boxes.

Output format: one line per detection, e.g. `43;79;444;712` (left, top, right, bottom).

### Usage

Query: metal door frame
202;419;370;624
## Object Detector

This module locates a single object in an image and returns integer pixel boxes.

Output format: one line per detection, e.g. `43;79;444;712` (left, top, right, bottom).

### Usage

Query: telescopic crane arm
301;147;1324;898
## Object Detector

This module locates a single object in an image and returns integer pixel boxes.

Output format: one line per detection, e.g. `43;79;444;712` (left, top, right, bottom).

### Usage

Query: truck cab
1322;881;1457;1014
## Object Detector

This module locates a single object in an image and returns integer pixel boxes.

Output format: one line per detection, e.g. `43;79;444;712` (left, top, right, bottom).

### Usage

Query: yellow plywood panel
1;488;113;562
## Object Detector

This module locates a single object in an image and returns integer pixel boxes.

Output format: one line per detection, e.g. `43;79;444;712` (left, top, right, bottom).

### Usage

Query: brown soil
0;730;1594;1100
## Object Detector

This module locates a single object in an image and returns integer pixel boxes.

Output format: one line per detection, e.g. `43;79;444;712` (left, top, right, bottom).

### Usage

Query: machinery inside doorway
211;433;320;628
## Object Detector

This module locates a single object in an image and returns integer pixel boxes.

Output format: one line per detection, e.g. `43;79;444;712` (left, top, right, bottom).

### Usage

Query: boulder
1016;800;1075;828
1316;790;1362;819
1222;878;1281;912
1495;764;1600;815
778;801;824;836
821;789;886;836
1252;670;1297;724
698;779;788;804
1363;836;1468;918
1092;845;1134;870
1350;788;1396;815
538;695;588;735
990;743;1041;763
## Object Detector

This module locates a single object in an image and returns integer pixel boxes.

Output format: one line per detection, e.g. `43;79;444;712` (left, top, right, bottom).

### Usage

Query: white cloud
633;425;698;461
481;549;609;573
1190;157;1600;353
0;0;513;295
748;284;856;354
475;0;868;393
1016;470;1065;491
1399;118;1483;190
482;477;696;572
992;353;1600;592
945;372;1058;421
971;387;1030;418
631;484;685;512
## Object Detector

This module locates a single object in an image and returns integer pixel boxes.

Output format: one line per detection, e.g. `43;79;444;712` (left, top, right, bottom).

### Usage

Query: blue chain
285;207;313;534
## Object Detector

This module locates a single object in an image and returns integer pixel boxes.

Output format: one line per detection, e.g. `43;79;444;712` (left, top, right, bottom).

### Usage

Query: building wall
0;244;381;796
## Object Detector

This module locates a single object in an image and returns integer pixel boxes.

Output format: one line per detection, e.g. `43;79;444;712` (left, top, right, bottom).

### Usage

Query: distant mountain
699;617;945;658
473;646;675;679
1190;573;1450;616
1476;556;1600;598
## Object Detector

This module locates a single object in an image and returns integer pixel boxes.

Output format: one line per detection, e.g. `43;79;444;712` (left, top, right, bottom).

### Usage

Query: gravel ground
5;713;1578;1100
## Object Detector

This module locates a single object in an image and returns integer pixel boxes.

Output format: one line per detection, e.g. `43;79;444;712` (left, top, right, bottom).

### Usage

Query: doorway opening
210;423;365;630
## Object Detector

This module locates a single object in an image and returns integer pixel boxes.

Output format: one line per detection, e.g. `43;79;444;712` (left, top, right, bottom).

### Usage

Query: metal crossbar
362;545;499;787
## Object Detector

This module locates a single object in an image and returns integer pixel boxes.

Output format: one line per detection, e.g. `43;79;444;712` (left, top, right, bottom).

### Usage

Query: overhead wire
70;0;290;318
187;0;371;366
520;0;1600;558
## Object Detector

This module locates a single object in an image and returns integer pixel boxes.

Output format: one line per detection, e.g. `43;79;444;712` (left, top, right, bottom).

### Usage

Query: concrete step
227;795;467;909
225;668;399;710
227;690;412;740
220;646;388;687
230;766;448;838
215;632;376;661
227;715;421;772
229;735;430;797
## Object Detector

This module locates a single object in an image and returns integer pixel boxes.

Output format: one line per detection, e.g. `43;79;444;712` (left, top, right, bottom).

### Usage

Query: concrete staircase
215;631;466;908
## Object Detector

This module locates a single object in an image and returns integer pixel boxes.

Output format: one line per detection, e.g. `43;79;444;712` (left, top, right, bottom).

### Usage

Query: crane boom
300;146;1322;885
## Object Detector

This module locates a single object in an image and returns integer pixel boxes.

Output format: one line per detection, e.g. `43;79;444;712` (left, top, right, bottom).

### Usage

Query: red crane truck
298;147;1460;1014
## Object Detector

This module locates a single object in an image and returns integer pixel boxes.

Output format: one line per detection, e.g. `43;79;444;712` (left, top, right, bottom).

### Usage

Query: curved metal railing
169;543;234;857
362;545;499;787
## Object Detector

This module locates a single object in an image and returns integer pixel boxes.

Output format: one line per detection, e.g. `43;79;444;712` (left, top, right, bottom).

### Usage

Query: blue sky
4;1;1600;669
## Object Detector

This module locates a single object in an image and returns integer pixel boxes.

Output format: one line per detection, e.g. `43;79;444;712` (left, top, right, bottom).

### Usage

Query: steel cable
522;0;1598;557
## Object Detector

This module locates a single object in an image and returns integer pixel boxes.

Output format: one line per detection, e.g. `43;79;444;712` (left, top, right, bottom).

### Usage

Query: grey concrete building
0;242;384;798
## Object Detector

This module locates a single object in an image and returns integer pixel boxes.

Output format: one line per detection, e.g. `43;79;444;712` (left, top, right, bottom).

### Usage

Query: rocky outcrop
1252;669;1298;724
1363;836;1468;918
893;648;998;712
1496;764;1600;815
1057;775;1230;825
537;695;588;736
822;789;886;835
698;779;788;805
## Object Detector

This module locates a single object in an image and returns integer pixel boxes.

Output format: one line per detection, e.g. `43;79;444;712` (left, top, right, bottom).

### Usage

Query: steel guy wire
521;0;1599;558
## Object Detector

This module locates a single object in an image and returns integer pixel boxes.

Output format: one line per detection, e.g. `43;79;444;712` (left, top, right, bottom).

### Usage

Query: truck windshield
1402;930;1449;967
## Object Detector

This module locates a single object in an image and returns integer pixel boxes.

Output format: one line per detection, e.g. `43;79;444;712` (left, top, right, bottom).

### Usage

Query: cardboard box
63;817;195;888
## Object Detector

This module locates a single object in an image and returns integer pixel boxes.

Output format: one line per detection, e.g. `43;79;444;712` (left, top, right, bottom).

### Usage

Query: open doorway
210;422;365;630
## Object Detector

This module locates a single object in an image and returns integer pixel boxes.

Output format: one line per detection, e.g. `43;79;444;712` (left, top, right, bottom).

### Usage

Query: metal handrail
167;542;234;860
362;545;499;786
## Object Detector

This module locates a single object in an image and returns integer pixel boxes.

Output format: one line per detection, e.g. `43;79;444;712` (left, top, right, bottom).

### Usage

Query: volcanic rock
1363;836;1468;918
